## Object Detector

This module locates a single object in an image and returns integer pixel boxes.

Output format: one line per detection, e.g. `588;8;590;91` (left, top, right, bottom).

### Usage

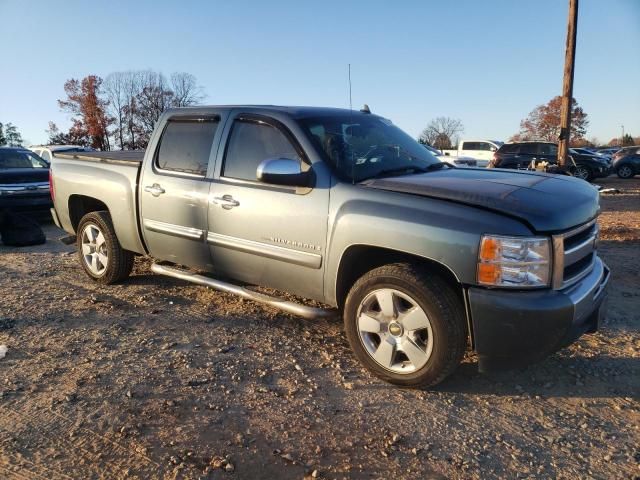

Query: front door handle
144;183;165;197
212;194;240;209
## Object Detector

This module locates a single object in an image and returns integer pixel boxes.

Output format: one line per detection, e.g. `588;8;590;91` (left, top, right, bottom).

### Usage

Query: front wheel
574;165;593;182
77;211;134;284
344;263;467;388
616;165;634;179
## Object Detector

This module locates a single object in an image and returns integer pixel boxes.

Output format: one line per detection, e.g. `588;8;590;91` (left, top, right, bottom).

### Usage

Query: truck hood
362;168;599;232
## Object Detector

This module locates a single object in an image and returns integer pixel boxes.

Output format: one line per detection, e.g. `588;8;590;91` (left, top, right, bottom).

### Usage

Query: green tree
3;123;23;146
622;133;634;146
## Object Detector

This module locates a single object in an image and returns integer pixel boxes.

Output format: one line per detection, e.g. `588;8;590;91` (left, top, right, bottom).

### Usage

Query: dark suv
0;147;52;211
489;141;611;182
612;146;640;179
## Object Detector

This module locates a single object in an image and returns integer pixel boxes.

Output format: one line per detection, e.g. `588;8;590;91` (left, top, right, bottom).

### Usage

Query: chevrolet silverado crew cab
49;106;609;387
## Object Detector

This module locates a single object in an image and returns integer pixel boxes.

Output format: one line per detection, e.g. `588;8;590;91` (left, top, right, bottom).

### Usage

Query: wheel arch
68;195;109;233
335;244;464;311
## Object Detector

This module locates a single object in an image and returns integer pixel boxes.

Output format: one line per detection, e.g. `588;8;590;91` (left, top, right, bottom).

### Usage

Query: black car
489;141;611;182
612;146;640;179
0;147;52;211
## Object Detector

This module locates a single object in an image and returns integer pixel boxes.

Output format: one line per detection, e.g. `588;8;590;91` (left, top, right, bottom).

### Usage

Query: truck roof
165;105;378;119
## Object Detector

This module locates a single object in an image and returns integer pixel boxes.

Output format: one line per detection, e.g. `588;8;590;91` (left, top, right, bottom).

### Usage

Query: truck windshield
0;150;49;169
299;114;441;182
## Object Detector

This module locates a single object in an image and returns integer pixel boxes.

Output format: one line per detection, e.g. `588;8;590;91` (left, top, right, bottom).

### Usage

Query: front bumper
593;165;612;178
468;256;609;372
0;193;52;211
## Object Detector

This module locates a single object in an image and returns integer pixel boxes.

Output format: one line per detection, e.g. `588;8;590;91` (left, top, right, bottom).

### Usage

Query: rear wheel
77;211;134;284
343;263;466;388
574;165;593;182
616;164;634;179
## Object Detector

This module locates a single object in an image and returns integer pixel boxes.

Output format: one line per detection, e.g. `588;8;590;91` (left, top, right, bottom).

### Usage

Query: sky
1;0;638;146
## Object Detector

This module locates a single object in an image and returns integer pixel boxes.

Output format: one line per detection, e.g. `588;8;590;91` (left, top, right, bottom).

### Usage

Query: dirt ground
0;177;638;480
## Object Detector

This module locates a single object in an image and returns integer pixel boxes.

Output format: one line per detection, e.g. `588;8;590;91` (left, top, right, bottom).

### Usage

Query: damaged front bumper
467;256;610;372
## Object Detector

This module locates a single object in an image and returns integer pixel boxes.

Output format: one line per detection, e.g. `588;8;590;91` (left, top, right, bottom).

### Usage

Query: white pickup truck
442;139;504;167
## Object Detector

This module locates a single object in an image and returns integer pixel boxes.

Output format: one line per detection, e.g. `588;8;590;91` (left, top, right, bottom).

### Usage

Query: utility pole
557;0;579;168
621;125;625;146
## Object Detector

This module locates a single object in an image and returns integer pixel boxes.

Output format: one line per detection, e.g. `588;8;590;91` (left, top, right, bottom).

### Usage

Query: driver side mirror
256;158;312;187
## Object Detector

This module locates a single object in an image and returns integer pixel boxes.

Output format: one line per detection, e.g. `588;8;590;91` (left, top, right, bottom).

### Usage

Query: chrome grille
552;219;598;289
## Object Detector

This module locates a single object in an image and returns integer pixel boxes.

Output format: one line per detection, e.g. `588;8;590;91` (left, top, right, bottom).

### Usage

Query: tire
76;211;134;284
616;164;634;179
574;165;593;182
344;263;467;388
0;211;46;247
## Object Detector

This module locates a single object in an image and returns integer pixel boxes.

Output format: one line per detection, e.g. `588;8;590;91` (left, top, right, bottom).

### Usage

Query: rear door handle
144;183;165;197
212;194;240;209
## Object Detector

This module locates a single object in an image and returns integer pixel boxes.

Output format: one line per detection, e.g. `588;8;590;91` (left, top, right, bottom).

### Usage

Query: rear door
139;112;227;269
206;111;329;300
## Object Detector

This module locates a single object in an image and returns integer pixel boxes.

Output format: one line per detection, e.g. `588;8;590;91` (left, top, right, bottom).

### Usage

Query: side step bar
150;263;338;320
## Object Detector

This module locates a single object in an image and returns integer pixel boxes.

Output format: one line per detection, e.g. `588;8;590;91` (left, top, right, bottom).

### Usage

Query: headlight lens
477;235;551;288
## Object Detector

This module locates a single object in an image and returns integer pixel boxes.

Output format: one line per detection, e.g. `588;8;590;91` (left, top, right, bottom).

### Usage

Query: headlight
477;235;551;288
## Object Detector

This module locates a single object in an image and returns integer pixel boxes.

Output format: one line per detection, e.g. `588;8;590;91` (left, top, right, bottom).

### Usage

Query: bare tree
135;71;174;145
170;72;205;107
104;72;128;150
419;117;464;150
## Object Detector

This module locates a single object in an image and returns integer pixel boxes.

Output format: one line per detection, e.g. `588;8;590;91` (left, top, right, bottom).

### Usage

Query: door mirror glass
257;158;311;187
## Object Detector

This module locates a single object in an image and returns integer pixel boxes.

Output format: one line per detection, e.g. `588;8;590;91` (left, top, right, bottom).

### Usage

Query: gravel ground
0;177;638;479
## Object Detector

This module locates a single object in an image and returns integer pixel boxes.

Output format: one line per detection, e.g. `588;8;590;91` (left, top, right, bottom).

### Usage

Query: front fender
324;184;533;304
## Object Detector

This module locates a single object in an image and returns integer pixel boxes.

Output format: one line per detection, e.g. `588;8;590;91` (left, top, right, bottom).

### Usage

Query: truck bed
53;150;145;166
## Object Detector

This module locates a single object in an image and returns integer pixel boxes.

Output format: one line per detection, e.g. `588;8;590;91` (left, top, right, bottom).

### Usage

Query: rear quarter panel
51;157;145;254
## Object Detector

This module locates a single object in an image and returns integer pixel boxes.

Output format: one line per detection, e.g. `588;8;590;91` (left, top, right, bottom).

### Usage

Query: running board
150;263;338;320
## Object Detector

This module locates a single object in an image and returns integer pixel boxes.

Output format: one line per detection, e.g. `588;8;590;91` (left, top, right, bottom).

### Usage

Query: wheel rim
81;223;108;275
575;166;590;180
356;288;434;374
619;166;633;178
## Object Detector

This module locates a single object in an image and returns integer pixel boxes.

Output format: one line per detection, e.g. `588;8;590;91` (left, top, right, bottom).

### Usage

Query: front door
207;112;330;301
139;113;225;269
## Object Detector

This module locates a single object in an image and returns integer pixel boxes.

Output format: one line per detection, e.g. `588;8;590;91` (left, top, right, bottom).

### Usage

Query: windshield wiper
364;162;453;181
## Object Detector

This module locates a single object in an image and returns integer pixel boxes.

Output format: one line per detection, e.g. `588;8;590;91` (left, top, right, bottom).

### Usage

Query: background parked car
422;144;477;167
0;147;52;212
596;147;621;157
28;145;95;162
572;147;612;161
612;146;640;179
489;141;611;182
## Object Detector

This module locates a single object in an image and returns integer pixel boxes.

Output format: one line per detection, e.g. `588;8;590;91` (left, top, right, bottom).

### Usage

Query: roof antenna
348;64;353;112
348;64;355;185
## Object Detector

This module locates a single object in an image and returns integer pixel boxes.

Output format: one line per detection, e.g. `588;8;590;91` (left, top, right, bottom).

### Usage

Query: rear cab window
155;117;219;176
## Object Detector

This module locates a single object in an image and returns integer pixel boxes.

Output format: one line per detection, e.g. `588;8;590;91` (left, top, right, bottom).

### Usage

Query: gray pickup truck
50;105;609;387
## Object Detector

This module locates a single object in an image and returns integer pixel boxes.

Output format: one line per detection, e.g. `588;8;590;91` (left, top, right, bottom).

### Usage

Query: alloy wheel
356;288;434;374
618;165;633;178
81;223;108;275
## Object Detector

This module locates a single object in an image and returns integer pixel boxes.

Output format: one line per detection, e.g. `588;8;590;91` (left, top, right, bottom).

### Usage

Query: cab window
156;118;219;176
222;119;301;181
